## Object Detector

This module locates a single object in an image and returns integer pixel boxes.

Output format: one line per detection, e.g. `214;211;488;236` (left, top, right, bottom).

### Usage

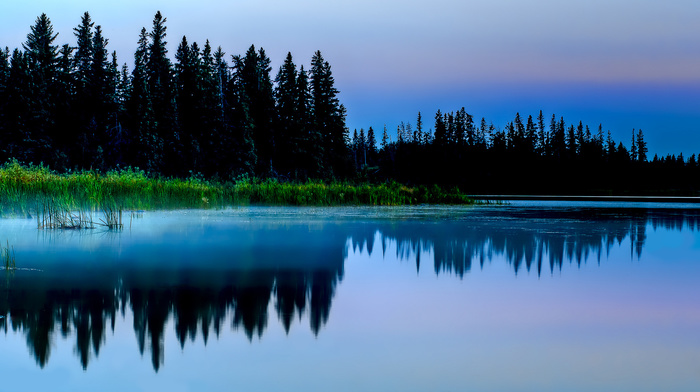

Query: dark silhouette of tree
22;13;60;166
274;52;301;177
310;50;348;178
146;11;176;174
636;129;647;162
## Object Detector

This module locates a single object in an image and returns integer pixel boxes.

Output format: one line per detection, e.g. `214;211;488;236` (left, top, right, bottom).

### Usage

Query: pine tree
537;110;546;155
296;65;319;178
416;112;423;145
126;27;158;171
146;11;175;173
381;125;389;150
52;44;75;168
23;13;60;165
525;114;536;154
310;50;347;178
235;45;275;175
2;49;31;160
636;129;647;162
606;130;616;157
0;47;9;153
274;52;299;176
174;35;202;173
73;12;93;95
366;126;377;165
433;110;447;147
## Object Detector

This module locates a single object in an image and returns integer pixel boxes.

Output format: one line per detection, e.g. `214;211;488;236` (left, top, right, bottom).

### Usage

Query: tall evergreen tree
174;36;201;173
310;50;347;178
636;129;647;162
236;45;275;175
126;27;157;171
146;11;175;173
366;126;377;165
537;110;546;155
274;52;299;176
23;13;60;165
0;47;9;149
73;12;93;94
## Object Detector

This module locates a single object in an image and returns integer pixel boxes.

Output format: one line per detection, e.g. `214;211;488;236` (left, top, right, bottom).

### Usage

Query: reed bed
0;161;475;210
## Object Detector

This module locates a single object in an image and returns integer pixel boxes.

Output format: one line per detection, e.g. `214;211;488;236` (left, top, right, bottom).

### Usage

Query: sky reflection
0;206;699;391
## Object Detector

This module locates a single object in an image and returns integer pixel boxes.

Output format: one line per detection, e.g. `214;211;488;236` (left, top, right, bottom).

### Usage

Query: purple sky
3;0;699;156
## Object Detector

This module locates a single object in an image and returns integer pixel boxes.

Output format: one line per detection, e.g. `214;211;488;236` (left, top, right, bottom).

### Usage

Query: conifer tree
146;11;174;173
0;47;9;151
537;110;546;155
381;125;389;151
23;13;60;165
296;65;320;178
274;52;299;176
366;126;377;165
636;129;647;162
127;27;158;171
174;35;201;173
416;112;423;145
433;110;447;147
73;12;93;95
236;45;275;175
310;50;347;178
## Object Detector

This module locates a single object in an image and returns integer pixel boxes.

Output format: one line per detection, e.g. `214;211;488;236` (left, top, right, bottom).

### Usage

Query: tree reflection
1;207;698;371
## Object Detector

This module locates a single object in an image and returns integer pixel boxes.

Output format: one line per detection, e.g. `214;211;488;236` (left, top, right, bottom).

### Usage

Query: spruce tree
0;47;9;152
23;13;60;165
127;27;158;171
146;11;174;173
296;65;319;178
636;129;647;162
274;52;299;176
73;12;93;95
174;36;201;173
236;45;275;176
310;50;347;178
537;110;546;155
366;126;377;165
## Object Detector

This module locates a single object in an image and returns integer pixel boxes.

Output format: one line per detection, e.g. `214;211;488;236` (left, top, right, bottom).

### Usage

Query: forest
0;12;698;195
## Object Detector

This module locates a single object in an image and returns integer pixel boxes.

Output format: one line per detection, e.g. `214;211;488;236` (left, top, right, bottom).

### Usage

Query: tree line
0;12;349;179
1;12;697;194
355;109;700;194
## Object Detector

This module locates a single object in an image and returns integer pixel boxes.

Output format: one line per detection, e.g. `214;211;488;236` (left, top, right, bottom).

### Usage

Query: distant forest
0;12;697;194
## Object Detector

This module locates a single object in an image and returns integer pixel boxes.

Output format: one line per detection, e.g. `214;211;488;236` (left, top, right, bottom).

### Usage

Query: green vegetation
2;240;15;271
0;161;475;212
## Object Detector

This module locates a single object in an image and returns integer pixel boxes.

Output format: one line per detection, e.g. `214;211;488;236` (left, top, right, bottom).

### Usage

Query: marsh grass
2;241;16;271
99;202;124;230
0;160;476;210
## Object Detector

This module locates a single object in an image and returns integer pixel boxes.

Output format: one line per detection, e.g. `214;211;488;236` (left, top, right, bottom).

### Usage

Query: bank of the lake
0;162;474;210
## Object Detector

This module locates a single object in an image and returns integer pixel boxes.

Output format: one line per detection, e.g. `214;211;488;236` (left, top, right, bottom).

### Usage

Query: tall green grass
0;161;475;211
2;240;16;271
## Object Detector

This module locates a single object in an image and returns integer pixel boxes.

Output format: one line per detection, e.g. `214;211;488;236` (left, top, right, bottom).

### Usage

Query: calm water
1;204;699;391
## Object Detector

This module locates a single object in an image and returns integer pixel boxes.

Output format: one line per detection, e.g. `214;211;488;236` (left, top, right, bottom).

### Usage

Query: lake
1;203;699;391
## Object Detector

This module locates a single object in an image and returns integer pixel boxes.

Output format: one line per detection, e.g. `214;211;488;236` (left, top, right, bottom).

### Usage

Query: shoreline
470;195;700;203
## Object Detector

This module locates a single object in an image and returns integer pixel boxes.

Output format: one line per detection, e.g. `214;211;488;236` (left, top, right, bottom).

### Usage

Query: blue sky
2;0;699;156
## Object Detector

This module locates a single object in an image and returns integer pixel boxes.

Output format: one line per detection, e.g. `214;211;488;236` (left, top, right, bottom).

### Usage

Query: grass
0;160;476;212
2;240;15;271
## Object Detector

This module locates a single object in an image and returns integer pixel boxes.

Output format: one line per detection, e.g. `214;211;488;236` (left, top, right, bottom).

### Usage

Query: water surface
1;204;699;391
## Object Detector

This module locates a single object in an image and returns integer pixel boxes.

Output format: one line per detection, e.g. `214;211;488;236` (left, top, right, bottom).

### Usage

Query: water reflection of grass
0;161;475;212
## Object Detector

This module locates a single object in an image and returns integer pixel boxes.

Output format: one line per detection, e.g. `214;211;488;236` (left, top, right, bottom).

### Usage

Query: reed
0;161;477;209
2;241;16;271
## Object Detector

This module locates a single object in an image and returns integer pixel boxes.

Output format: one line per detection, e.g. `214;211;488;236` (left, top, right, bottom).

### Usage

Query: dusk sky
2;0;699;157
